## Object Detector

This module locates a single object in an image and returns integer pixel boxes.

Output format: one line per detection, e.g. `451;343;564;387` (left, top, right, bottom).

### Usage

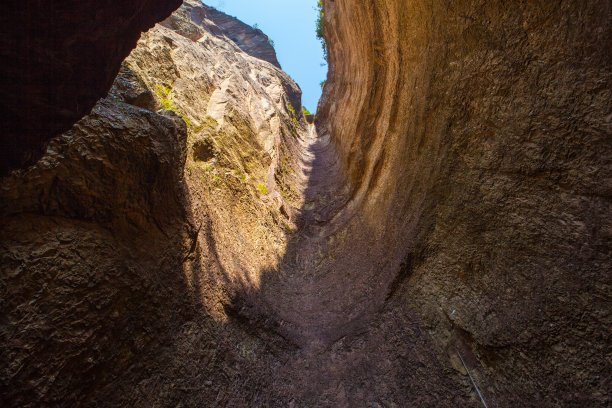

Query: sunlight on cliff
206;0;327;111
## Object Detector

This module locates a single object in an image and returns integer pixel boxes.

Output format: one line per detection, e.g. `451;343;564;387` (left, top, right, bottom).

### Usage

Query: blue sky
205;0;326;112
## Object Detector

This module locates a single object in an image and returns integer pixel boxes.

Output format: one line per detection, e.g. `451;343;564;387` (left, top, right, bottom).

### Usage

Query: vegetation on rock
315;0;327;62
0;0;609;406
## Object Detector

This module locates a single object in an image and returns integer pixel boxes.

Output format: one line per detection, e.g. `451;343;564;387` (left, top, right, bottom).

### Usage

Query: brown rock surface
317;0;611;405
1;0;610;407
0;93;191;406
1;2;310;406
161;0;282;69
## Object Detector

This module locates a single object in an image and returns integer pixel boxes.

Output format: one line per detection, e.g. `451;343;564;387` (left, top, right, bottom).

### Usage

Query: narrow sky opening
205;0;327;112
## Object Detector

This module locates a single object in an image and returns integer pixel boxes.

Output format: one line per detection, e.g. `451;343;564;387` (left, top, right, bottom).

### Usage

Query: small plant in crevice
154;83;192;128
286;103;300;128
287;103;296;116
256;182;268;195
154;84;173;108
231;169;248;183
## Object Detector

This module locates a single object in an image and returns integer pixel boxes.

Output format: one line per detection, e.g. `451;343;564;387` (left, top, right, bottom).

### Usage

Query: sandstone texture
317;0;611;406
1;0;610;407
0;0;182;175
1;1;309;405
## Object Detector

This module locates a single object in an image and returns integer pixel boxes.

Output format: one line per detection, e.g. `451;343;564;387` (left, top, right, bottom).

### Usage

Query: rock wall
173;2;283;69
0;0;182;175
1;0;610;406
1;100;191;406
1;1;309;406
318;0;611;405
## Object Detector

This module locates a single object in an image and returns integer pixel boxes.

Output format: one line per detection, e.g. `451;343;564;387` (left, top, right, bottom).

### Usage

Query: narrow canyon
1;0;610;407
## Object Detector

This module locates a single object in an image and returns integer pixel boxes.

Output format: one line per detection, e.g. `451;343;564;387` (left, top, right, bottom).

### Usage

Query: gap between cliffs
1;0;610;407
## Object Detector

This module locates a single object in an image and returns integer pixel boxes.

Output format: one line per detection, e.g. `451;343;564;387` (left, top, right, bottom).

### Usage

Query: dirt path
251;125;476;406
264;124;351;348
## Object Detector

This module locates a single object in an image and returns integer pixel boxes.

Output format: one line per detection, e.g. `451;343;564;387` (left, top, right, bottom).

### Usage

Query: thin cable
456;349;490;408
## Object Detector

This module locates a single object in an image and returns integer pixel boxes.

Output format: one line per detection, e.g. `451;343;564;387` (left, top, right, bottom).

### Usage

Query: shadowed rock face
0;0;610;407
0;2;310;406
318;0;611;405
0;94;192;407
0;0;182;175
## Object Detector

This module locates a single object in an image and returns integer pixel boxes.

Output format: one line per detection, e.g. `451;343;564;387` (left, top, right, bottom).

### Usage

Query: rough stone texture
161;0;282;69
1;0;610;406
0;0;182;175
317;0;611;406
0;2;310;406
0;96;191;406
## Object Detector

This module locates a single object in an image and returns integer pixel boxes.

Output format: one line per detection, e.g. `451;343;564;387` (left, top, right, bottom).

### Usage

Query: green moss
229;169;248;183
153;83;193;129
179;112;192;128
189;116;218;136
205;115;218;126
202;162;215;172
154;84;176;111
154;84;172;97
287;103;300;128
287;103;296;116
256;182;268;195
302;106;312;116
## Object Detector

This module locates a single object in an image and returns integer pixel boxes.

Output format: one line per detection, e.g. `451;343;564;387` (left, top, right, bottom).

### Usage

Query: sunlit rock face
161;0;282;69
1;0;610;406
318;0;611;405
0;0;182;175
0;1;309;406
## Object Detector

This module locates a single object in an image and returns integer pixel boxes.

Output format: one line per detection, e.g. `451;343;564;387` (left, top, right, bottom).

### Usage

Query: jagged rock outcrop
0;0;182;175
161;1;282;69
0;89;192;407
1;2;309;406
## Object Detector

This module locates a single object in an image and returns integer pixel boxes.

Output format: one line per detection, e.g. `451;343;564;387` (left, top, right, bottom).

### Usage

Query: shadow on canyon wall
1;0;610;407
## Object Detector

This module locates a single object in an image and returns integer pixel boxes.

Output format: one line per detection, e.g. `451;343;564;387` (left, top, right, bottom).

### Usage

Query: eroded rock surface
317;0;611;406
161;1;282;69
1;0;610;407
1;1;308;406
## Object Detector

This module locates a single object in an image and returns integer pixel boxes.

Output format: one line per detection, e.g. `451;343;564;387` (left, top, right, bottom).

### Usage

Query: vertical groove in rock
319;0;611;405
0;0;610;406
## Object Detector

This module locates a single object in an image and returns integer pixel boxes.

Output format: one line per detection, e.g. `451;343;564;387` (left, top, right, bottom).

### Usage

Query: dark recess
0;0;183;175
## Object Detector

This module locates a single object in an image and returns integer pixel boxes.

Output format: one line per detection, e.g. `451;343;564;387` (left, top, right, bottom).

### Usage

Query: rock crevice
0;1;610;407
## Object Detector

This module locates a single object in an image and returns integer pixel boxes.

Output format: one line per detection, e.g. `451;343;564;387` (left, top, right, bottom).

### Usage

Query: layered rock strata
317;0;611;406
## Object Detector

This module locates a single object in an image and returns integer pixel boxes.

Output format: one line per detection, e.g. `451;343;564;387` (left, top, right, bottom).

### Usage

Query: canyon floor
258;125;476;405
